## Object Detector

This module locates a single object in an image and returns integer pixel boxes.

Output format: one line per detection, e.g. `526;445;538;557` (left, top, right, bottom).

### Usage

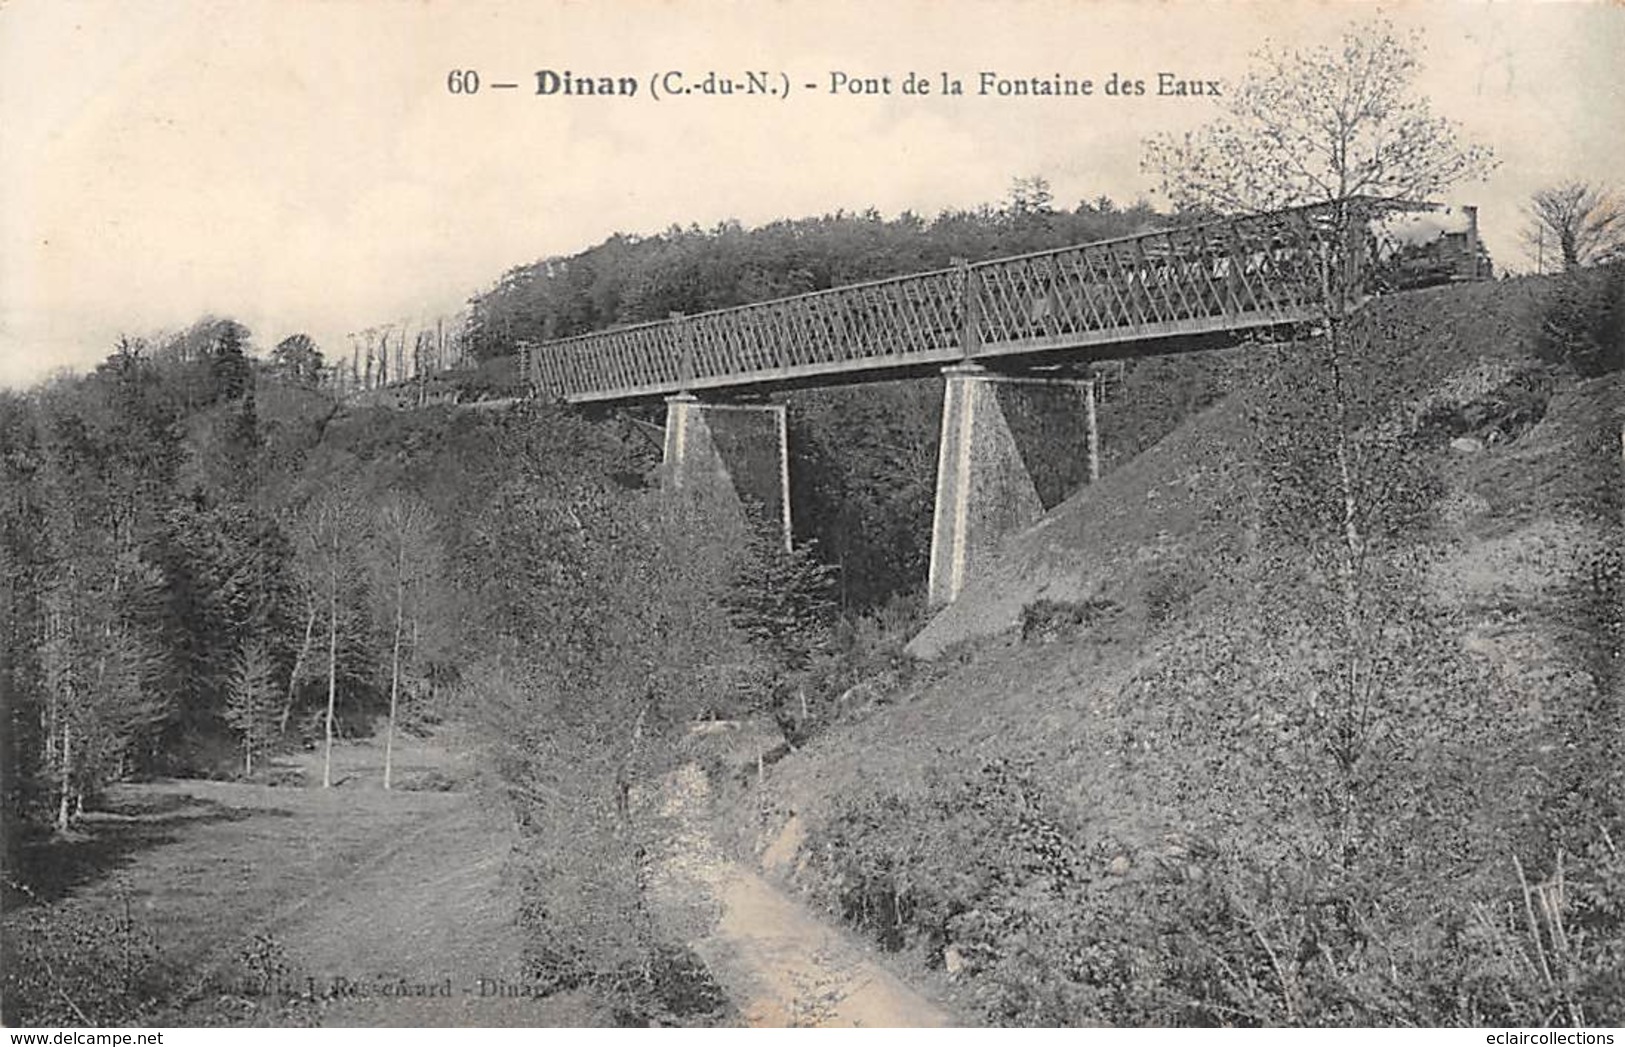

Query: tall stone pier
662;394;792;550
927;366;1098;607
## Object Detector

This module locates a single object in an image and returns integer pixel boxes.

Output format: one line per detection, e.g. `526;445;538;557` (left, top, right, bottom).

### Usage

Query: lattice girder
521;200;1380;403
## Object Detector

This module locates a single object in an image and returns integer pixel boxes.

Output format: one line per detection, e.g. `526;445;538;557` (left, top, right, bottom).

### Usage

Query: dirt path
655;765;954;1028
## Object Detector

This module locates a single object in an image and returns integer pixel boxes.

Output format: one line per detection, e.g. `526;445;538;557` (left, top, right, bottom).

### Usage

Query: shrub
1534;264;1624;378
1019;598;1119;643
2;894;163;1026
804;755;1625;1026
1414;368;1553;446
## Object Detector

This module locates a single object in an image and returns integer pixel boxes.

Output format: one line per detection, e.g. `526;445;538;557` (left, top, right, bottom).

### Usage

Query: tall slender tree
1142;20;1496;857
370;491;442;789
294;488;367;788
35;387;169;827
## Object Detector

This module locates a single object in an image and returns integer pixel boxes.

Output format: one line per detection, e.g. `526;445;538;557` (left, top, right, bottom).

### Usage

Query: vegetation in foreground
739;264;1625;1027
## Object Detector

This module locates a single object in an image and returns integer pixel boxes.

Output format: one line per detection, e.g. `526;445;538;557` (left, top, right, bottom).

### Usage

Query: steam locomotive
1369;204;1493;291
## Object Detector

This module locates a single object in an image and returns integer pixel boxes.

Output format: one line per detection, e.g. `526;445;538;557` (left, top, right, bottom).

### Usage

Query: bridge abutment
927;366;1098;607
662;394;792;550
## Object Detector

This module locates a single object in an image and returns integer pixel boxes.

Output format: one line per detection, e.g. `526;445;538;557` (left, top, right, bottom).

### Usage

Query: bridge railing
969;205;1339;351
528;266;966;402
524;201;1376;403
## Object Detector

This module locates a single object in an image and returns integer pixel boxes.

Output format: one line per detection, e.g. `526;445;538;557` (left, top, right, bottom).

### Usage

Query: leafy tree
88;338;185;551
1003;176;1056;240
722;510;839;736
1143;22;1496;212
1533;263;1625;377
1521;181;1625;272
27;348;184;824
157;500;247;734
270;333;325;386
1005;175;1054;218
210;320;253;402
455;458;743;1016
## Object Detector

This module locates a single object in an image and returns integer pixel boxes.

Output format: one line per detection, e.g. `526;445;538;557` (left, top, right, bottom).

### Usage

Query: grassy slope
911;277;1559;657
2;733;595;1027
732;272;1624;1023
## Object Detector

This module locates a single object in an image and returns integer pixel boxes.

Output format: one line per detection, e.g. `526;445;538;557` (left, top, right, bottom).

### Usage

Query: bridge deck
521;201;1365;404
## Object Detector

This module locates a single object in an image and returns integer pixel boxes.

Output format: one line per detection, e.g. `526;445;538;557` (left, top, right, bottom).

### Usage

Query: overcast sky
2;0;1621;389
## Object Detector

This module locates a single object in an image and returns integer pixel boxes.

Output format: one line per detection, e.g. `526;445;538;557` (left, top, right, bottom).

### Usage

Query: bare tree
1144;20;1494;589
1142;20;1495;860
277;586;318;735
1005;175;1055;219
34;379;170;830
294;488;367;788
1143;22;1495;214
1522;181;1625;272
370;491;442;789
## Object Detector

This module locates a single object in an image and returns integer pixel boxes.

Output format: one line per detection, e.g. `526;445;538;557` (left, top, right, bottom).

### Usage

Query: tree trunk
1086;374;1101;483
280;598;318;734
384;544;404;790
1324;204;1370;862
56;719;72;833
322;552;338;789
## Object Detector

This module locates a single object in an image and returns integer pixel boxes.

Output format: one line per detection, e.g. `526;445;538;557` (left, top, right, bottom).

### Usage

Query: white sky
2;0;1621;389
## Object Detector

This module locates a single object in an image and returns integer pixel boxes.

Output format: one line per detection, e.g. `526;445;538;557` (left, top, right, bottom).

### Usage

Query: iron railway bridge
517;200;1408;405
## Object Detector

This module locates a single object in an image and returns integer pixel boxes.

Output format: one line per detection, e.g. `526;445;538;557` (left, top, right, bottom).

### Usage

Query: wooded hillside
464;181;1165;358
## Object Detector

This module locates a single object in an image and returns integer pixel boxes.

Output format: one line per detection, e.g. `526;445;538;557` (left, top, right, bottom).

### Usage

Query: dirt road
655;764;955;1027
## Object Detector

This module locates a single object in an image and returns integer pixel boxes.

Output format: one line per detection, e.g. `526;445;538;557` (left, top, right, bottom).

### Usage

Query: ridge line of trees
464;184;1168;360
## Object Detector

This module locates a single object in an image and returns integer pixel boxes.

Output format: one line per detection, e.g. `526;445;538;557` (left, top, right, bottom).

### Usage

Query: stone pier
662;395;792;550
927;366;1098;607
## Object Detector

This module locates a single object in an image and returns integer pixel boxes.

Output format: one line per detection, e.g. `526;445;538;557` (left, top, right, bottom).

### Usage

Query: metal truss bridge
519;200;1378;405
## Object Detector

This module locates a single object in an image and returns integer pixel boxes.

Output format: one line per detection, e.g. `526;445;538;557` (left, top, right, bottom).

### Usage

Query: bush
808;758;1272;1025
1414;368;1553;446
806;760;1625;1026
777;598;934;740
3;895;163;1026
1019;598;1119;643
1535;265;1624;378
